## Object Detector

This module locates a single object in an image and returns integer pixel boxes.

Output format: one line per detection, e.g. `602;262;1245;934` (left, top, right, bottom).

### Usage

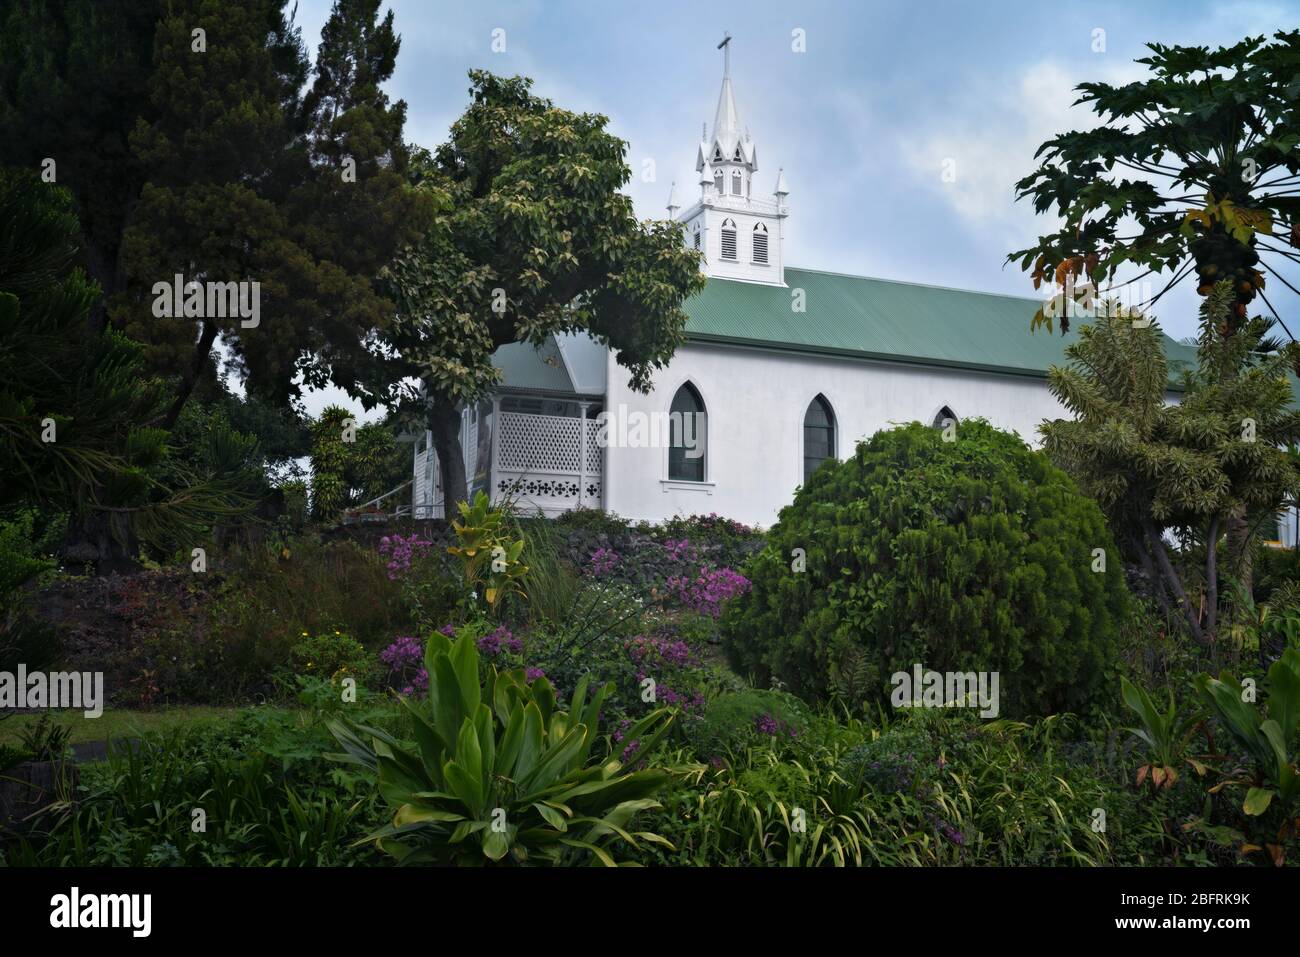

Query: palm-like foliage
1119;676;1204;789
329;628;678;865
1042;283;1300;643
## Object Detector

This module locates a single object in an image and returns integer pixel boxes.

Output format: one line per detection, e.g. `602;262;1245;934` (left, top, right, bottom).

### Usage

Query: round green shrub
720;420;1129;717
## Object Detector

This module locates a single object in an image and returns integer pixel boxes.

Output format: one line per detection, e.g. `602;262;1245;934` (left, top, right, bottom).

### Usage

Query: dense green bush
3;709;392;866
688;688;810;761
0;508;58;601
721;420;1129;718
554;507;633;538
639;708;1187;866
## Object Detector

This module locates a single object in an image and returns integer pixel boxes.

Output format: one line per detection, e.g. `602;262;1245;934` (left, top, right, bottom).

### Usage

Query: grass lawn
0;705;292;748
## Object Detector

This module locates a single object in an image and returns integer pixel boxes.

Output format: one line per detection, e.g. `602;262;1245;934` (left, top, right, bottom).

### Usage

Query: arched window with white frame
731;169;742;195
669;383;707;481
713;168;723;194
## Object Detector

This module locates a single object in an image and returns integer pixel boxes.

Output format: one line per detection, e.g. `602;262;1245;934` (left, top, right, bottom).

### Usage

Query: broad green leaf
1243;786;1274;816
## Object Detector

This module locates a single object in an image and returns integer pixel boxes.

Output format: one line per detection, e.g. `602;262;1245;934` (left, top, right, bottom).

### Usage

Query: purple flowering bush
379;634;428;695
375;534;462;632
587;546;620;578
378;534;433;580
663;566;751;618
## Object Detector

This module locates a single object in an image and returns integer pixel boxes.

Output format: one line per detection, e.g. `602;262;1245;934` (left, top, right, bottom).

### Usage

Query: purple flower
380;635;428;693
754;714;781;736
664;566;751;618
526;666;546;682
476;625;515;657
588;547;620;578
627;635;693;667
378;534;434;580
663;538;698;564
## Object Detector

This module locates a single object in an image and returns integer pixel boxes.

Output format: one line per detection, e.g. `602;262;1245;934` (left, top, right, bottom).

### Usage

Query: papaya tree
1008;31;1300;338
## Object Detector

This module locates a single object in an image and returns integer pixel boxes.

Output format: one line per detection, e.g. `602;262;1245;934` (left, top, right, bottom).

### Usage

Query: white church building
408;42;1200;529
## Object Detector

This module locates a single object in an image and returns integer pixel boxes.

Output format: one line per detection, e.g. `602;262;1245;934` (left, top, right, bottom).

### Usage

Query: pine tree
0;169;259;571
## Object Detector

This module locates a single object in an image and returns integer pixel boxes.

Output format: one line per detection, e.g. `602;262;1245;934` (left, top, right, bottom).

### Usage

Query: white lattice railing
493;410;601;514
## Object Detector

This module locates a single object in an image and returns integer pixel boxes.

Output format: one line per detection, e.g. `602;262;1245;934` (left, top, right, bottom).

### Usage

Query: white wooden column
578;402;590;508
489;396;501;505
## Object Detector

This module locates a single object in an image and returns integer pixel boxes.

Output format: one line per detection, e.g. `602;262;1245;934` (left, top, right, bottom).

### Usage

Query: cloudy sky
283;0;1300;419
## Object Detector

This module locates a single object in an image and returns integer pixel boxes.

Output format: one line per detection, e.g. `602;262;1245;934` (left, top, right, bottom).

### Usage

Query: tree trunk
427;390;467;512
59;506;141;576
1205;514;1220;642
1225;507;1253;600
159;320;219;431
1143;519;1206;646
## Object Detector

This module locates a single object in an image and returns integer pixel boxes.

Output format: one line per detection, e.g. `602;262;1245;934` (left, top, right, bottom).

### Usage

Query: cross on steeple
717;32;731;77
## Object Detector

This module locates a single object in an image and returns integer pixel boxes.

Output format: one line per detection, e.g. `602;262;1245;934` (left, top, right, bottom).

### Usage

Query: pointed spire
774;167;788;198
712;33;740;150
666;181;679;218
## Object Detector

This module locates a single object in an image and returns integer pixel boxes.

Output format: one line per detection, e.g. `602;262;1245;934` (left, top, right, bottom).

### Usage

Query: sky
277;0;1300;421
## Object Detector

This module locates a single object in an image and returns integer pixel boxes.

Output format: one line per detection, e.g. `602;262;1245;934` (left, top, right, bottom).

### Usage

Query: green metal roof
683;266;1199;384
492;339;576;393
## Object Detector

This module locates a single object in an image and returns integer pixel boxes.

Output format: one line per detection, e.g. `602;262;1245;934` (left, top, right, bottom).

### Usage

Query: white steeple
666;181;679;219
712;35;740;152
677;35;788;287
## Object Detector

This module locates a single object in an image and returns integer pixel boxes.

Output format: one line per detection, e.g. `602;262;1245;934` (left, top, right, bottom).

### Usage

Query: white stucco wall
602;341;1072;528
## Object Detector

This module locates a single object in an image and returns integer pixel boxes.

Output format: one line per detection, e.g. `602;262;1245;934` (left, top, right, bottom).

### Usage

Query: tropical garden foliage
2;8;1300;875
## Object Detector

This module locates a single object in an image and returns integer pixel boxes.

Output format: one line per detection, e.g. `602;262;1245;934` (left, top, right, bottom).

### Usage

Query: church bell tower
669;34;789;286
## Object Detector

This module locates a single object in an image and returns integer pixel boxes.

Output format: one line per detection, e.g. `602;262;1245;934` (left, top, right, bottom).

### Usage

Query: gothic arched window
713;168;723;193
720;218;737;260
752;222;769;264
803;395;836;483
731;170;742;195
692;225;701;250
932;406;958;429
669;383;707;482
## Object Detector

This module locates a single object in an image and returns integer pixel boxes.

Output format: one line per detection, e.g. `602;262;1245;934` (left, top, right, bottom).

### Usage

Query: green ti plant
328;628;678;865
1195;648;1300;864
446;492;529;614
1119;676;1205;791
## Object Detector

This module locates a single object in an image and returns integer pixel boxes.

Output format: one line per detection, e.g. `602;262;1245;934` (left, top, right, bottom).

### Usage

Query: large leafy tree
0;0;430;426
1008;31;1300;338
1041;285;1300;646
340;72;707;506
307;406;407;521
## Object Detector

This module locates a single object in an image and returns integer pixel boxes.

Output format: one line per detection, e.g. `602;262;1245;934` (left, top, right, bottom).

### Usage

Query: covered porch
409;395;605;519
408;333;609;519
